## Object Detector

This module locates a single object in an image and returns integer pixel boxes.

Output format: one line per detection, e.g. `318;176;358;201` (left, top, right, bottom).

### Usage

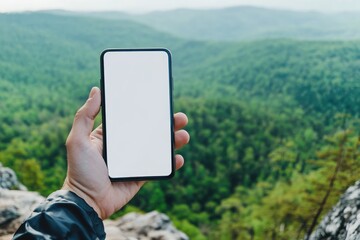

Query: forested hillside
0;11;359;239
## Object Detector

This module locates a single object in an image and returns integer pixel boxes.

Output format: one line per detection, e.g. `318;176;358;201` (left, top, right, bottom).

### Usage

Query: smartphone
100;48;174;181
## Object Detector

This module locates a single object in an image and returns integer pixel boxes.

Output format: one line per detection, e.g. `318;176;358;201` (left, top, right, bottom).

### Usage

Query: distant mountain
122;7;360;41
47;6;360;41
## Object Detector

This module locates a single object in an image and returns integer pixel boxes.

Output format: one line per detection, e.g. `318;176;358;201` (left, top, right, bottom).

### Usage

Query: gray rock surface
0;163;26;191
0;189;188;239
0;164;187;239
0;189;45;236
0;193;188;240
0;163;43;237
309;181;360;240
104;211;189;240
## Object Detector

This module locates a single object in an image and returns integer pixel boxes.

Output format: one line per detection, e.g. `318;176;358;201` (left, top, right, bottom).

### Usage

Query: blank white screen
103;50;173;179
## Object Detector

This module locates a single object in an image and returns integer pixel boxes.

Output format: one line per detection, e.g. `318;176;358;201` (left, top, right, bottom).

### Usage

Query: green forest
0;10;360;239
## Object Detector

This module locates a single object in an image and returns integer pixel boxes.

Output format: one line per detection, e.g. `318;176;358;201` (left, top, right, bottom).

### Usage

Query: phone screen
100;49;174;181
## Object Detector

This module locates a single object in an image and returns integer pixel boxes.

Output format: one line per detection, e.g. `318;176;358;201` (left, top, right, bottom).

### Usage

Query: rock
104;211;189;240
0;189;45;236
0;163;43;236
309;180;360;240
0;164;187;239
0;163;27;191
0;235;12;240
0;164;38;239
0;189;189;240
0;189;188;240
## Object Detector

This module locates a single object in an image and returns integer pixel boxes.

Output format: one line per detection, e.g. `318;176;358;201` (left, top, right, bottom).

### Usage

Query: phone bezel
100;48;175;181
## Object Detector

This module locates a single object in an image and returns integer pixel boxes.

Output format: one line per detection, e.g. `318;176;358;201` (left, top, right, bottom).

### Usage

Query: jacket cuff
48;190;105;238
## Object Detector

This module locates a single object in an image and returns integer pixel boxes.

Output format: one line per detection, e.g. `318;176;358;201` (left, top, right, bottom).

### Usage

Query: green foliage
16;159;45;191
109;205;144;220
172;218;207;240
214;129;360;240
0;12;359;239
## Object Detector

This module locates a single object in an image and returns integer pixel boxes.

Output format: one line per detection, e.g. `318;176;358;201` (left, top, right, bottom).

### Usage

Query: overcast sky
1;0;360;13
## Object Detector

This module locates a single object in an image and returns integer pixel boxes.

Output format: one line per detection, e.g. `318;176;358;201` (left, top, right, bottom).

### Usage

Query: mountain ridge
42;6;360;41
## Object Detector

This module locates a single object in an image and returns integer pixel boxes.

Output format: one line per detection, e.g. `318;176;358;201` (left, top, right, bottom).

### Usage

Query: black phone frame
100;48;175;182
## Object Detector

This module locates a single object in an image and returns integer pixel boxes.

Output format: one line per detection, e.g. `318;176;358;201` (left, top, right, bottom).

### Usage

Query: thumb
69;87;101;141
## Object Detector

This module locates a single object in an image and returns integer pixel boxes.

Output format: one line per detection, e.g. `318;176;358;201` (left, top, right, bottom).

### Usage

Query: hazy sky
1;0;360;13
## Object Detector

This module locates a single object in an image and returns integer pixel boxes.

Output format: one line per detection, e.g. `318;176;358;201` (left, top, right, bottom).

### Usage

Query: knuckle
65;135;74;148
74;107;85;121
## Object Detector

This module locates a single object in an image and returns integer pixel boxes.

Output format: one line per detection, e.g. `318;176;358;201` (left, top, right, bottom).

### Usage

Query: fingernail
89;87;96;98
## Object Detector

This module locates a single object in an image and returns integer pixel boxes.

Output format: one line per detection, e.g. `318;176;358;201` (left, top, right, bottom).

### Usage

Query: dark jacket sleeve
13;190;106;240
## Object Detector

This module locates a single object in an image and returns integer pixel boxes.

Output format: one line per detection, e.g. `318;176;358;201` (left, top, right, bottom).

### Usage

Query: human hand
62;87;190;219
